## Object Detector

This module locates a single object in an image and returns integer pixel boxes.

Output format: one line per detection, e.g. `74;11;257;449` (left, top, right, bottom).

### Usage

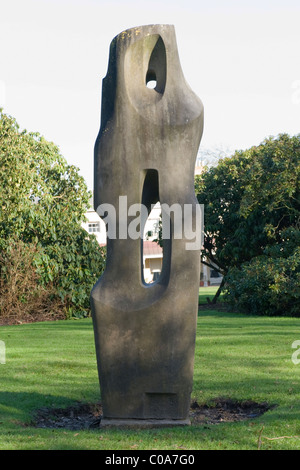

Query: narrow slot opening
143;202;162;284
141;170;162;285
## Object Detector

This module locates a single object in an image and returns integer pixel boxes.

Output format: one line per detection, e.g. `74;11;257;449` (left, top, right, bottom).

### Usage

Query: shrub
0;110;106;321
34;228;106;318
0;239;64;323
225;249;300;316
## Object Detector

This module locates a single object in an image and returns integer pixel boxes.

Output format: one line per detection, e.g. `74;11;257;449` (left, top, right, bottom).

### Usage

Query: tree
0;109;106;321
196;134;300;311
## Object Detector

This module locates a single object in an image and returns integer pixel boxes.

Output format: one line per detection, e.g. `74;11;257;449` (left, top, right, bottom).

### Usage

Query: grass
0;288;300;450
198;285;223;304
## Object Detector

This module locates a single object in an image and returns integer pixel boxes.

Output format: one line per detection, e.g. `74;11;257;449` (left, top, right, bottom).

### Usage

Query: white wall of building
82;209;107;245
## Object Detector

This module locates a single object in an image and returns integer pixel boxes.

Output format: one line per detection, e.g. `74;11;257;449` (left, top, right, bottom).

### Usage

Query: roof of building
143;240;163;256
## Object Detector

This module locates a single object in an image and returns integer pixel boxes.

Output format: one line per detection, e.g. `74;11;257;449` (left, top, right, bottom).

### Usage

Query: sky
1;0;300;189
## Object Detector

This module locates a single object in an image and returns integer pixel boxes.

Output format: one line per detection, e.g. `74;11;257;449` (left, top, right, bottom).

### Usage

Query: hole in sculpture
145;37;166;94
141;170;163;285
146;80;157;89
146;70;157;89
143;202;162;284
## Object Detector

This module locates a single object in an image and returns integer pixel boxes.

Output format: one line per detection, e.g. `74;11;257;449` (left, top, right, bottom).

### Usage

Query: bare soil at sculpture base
32;399;275;431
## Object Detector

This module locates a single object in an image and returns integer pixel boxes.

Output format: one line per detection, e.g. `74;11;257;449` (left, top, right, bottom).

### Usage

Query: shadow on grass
0;391;79;424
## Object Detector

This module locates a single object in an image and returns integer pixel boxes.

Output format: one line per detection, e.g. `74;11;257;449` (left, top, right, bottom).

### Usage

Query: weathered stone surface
91;24;204;423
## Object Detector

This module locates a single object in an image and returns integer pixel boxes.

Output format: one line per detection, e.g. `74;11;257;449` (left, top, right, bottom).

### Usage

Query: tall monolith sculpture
91;24;204;427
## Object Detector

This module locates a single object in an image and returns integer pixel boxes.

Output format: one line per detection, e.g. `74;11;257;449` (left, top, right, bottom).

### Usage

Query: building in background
142;202;162;283
194;155;203;176
81;199;106;246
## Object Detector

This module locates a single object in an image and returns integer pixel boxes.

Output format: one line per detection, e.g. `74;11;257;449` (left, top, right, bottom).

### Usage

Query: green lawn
199;285;223;304
0;294;300;450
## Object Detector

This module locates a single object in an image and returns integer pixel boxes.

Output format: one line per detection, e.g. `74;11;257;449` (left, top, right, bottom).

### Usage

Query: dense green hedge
225;252;300;317
0;110;106;321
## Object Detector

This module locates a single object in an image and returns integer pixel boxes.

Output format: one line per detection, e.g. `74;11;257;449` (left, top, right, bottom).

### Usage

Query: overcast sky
1;0;299;188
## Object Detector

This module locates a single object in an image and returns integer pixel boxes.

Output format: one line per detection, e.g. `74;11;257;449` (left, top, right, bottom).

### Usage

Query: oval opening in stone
143;202;162;284
141;169;163;285
145;37;166;94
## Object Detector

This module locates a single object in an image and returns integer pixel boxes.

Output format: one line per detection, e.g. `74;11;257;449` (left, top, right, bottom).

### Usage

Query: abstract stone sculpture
91;24;204;427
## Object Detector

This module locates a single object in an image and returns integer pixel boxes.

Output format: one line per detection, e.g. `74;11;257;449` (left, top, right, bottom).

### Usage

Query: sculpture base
100;418;191;429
